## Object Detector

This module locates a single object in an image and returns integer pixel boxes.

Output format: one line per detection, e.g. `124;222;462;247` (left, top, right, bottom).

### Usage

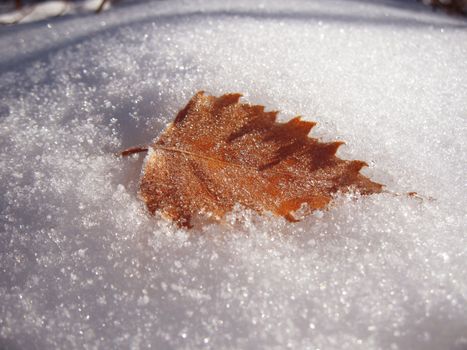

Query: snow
1;0;466;349
0;0;109;25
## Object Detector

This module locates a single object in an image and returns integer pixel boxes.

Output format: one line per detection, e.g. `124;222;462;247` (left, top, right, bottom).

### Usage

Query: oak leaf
127;91;383;227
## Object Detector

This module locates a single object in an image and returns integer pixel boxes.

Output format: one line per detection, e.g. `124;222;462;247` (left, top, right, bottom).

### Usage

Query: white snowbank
0;1;466;349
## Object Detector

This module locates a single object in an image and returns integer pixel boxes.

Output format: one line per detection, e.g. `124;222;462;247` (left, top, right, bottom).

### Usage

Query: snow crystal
1;0;466;349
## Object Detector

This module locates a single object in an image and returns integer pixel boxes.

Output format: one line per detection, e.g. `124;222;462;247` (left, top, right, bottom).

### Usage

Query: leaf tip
286;116;317;136
214;93;243;109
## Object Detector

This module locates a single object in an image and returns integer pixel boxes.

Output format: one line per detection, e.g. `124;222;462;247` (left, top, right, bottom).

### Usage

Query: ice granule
0;0;466;349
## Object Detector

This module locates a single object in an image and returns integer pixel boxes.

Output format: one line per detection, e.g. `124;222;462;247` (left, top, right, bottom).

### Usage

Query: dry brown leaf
126;91;383;228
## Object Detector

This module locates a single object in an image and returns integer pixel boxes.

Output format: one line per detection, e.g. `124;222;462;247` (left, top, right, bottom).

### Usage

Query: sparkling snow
1;1;466;349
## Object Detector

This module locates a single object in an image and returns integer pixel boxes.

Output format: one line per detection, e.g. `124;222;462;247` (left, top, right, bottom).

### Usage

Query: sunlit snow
1;0;466;349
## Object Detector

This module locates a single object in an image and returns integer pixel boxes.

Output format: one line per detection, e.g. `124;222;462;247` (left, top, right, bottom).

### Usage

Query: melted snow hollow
1;1;466;349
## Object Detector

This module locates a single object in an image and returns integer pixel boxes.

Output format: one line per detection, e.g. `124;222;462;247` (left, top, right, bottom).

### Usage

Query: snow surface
1;0;466;349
